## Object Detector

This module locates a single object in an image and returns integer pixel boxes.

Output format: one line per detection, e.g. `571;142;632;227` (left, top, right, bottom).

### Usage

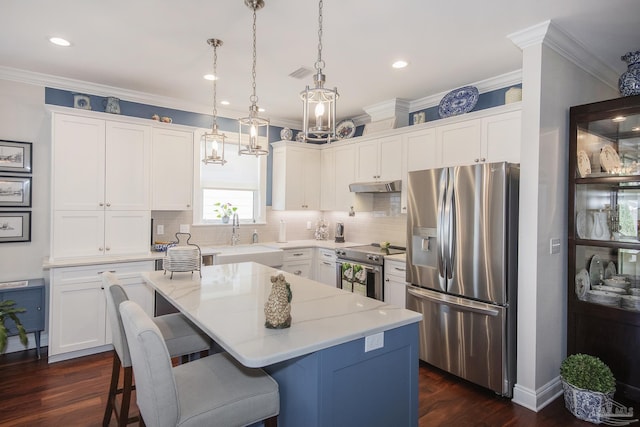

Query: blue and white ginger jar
619;50;640;97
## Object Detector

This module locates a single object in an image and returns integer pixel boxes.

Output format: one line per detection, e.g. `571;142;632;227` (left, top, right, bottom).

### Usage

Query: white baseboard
512;376;564;412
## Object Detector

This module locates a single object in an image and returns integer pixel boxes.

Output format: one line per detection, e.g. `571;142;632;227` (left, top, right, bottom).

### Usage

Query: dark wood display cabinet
568;94;640;401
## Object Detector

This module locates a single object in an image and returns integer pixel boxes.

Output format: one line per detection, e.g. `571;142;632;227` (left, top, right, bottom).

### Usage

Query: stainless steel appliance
336;244;405;301
406;162;519;397
334;222;345;243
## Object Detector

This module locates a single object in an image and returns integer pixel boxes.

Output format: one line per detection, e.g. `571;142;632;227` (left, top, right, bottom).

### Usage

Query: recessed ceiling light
392;60;408;69
612;116;626;123
49;37;71;47
220;100;230;106
203;74;218;81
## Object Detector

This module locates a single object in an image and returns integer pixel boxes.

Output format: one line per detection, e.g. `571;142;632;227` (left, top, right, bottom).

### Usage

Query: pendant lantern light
238;0;269;156
301;0;338;143
202;38;227;165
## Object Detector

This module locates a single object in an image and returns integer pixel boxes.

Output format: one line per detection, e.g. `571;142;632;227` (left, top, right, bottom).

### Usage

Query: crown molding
0;66;301;130
409;69;522;112
508;20;618;90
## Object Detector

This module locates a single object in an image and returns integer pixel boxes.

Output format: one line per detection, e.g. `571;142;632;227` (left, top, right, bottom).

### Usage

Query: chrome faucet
231;213;240;246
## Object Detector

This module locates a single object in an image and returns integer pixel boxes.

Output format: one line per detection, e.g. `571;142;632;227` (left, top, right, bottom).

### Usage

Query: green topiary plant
560;353;616;394
0;299;28;353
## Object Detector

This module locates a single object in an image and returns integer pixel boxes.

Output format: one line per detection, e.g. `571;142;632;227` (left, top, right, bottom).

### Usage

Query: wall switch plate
306;221;312;230
157;225;164;235
180;224;190;233
364;332;384;352
550;238;561;254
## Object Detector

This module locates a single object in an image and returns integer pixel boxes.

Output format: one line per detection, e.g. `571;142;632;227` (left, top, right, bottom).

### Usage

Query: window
193;131;267;225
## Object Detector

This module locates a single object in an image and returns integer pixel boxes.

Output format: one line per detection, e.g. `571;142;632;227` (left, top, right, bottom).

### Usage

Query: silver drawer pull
394;267;406;272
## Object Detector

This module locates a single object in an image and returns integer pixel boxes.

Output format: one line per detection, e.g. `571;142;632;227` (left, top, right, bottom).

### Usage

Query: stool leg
103;354;121;427
264;415;278;427
118;366;134;427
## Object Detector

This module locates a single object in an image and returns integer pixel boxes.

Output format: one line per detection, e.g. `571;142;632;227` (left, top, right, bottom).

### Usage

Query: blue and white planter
562;380;614;424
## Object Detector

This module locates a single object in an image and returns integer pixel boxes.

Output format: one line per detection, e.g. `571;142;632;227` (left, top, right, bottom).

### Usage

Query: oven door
336;259;383;301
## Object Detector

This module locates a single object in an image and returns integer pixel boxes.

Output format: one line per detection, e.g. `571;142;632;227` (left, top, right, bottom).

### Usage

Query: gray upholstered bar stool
119;300;279;427
102;272;211;427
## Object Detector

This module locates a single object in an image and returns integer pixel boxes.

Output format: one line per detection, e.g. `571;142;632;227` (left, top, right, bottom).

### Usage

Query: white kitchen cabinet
152;127;194;210
333;144;373;212
51;112;152;259
281;248;313;278
401;128;437;212
272;142;321;210
384;258;408;308
355;135;402;182
320;147;336;211
49;261;154;361
315;248;337;286
437;110;521;166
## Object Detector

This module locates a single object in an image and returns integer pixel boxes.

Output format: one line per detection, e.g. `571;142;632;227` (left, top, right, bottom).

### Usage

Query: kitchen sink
203;244;284;267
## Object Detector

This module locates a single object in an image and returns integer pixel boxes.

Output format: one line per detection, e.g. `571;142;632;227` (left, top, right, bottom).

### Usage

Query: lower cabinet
384;259;408;308
281;249;313;278
0;279;45;357
48;261;154;362
315;248;337;287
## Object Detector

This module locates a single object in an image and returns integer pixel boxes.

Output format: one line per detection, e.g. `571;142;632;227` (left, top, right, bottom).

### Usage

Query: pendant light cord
316;0;325;72
250;4;258;107
212;41;219;129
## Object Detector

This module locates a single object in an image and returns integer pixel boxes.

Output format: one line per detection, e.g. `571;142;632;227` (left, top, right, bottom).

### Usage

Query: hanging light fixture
301;0;338;143
202;38;227;165
238;0;269;156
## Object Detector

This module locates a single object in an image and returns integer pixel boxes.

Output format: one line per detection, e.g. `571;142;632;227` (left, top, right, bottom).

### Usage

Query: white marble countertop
142;262;421;368
261;239;363;250
385;253;407;263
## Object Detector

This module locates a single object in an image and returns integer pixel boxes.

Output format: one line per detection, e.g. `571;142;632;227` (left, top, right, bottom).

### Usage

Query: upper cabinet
272;142;321;210
53;115;151;211
151;128;194;210
437;110;521;166
355;135;402;182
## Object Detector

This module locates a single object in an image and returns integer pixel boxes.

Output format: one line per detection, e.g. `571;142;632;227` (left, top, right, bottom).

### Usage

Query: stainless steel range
335;244;405;301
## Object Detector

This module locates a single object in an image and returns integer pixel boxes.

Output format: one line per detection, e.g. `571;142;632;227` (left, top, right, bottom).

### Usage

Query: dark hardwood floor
0;348;634;426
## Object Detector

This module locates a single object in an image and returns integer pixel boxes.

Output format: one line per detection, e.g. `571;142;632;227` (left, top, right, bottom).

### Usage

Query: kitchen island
142;262;421;427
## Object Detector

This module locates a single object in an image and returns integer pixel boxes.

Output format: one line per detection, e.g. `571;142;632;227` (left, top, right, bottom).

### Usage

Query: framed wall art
0;211;31;243
0;176;31;207
0;140;32;173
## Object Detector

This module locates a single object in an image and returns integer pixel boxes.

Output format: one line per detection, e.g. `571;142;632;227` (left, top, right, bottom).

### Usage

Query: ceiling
1;1;638;126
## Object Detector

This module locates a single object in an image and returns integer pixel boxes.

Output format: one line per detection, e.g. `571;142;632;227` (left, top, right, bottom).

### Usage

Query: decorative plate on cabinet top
575;268;590;300
599;145;621;173
577;150;591;177
438;86;479;118
336;119;356;139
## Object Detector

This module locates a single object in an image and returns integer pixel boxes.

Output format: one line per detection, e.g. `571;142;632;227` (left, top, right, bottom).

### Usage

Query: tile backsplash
152;196;408;248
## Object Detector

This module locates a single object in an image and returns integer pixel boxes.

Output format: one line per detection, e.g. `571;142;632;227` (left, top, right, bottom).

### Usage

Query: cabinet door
384;277;407;308
302;148;321;209
481;110;521;163
355;141;380;181
104;211;151;255
0;286;45;333
152;128;194;210
105;121;151;210
401;129;438;213
320;147;336;211
378;136;403;180
53;114;105;210
334;145;373;212
437;119;482;166
49;280;106;356
272;145;320;210
282;260;312;278
53;211;106;258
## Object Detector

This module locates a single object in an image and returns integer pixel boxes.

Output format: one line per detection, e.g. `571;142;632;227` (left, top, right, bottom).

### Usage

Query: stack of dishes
630;288;640;297
164;246;200;273
621;295;640;311
586;290;621;307
603;277;630;292
592;285;627;295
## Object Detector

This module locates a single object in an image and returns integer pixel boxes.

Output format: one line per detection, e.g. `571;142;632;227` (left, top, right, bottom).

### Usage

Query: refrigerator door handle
447;170;456;280
407;287;500;317
437;169;448;278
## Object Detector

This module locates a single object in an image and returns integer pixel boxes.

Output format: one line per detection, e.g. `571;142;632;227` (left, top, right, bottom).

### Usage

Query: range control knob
366;254;379;262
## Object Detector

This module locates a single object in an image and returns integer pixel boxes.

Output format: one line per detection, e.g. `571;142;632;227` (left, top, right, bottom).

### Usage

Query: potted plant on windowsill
213;202;237;224
560;353;618;424
0;300;28;353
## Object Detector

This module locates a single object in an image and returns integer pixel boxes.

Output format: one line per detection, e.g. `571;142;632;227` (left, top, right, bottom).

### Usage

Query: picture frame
0;211;31;243
0;176;31;207
0;140;32;173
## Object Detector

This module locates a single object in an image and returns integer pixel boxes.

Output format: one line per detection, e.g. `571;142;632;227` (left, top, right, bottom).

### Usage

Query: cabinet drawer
52;261;154;282
282;260;312;278
385;260;408;280
283;248;313;262
317;248;337;262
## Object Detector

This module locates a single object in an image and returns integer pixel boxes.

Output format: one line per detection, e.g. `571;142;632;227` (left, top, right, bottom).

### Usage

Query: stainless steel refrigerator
405;162;519;397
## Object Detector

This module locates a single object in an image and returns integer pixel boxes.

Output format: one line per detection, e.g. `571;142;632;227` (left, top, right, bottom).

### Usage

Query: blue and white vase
619;50;640;97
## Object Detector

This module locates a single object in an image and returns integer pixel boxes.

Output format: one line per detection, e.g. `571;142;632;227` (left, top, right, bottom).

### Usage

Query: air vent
289;67;313;79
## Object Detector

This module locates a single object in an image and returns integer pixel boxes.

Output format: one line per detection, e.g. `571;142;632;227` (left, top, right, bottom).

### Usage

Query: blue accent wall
45;88;289;206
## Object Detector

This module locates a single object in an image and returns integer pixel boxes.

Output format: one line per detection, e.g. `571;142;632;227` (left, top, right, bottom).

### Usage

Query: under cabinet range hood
349;180;402;193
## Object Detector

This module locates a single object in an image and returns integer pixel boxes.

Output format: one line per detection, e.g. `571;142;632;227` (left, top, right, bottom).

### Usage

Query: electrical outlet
180;224;190;233
157;225;164;235
550;238;561;254
364;332;384;352
306;221;312;230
